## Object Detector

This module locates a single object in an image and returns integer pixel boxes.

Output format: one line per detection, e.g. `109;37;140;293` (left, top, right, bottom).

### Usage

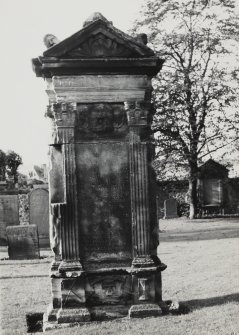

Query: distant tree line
0;150;23;185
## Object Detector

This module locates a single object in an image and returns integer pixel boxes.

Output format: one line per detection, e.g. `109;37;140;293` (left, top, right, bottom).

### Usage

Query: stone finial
136;34;148;45
44;34;60;49
83;12;112;27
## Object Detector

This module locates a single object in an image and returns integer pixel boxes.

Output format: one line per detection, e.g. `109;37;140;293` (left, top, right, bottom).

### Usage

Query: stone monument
32;13;166;329
0;195;19;245
30;188;50;246
164;199;178;219
6;224;40;260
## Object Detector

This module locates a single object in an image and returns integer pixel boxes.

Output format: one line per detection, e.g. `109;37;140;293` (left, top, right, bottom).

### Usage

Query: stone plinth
32;12;166;330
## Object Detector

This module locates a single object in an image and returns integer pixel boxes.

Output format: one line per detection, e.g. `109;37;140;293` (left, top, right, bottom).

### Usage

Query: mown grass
0;218;239;335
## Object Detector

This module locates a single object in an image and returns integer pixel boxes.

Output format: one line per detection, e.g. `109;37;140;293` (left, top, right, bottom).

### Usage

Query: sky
0;0;144;174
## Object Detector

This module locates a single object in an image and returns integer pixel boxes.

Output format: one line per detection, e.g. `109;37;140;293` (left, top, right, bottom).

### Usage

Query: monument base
43;304;163;332
128;304;162;318
43;261;166;331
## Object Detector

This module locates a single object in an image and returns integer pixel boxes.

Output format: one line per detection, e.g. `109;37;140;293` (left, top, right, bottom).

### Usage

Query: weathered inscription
76;142;131;258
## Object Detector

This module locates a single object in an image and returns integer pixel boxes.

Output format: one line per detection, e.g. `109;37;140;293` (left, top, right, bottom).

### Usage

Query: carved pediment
64;33;136;58
43;13;155;59
32;13;164;77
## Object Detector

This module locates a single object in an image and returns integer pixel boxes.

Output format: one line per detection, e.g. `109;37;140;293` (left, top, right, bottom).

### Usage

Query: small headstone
6;224;40;259
0;195;19;245
30;189;49;246
164;199;178;219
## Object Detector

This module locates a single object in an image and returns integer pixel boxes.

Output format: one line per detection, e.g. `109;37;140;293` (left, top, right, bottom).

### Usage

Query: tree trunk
189;177;197;219
188;161;198;219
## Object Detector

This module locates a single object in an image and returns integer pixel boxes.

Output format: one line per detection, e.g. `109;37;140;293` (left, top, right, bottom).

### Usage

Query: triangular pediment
43;14;155;58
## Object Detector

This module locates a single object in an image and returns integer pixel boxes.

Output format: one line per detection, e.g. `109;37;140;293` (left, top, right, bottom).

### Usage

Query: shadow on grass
184;293;239;310
0;274;48;279
160;229;239;242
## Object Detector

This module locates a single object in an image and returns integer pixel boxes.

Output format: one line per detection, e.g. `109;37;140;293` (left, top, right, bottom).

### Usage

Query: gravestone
164;199;178;219
32;12;167;330
197;159;229;215
30;188;49;246
6;224;40;259
0;195;19;245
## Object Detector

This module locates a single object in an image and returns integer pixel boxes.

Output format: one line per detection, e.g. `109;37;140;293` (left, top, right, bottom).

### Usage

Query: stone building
155;159;239;217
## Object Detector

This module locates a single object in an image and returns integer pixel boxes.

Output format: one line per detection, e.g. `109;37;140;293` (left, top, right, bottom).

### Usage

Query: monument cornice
32;56;164;78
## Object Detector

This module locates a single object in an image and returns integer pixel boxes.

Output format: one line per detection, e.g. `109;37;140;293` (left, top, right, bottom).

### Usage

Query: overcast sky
0;0;144;173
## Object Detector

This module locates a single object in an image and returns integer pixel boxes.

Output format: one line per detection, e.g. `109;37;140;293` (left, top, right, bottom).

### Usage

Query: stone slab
76;142;131;264
6;224;40;259
30;188;49;246
128;304;162;318
57;308;91;324
0;195;19;244
164;199;178;219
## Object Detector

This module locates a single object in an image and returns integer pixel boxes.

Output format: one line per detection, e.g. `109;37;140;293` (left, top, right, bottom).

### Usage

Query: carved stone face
90;104;113;133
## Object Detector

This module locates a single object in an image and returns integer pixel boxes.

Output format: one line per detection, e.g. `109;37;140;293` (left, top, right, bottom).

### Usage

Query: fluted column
126;102;154;267
49;102;82;272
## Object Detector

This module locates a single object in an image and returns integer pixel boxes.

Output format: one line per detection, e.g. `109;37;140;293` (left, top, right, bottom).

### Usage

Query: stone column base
43;306;91;332
128;304;162;318
57;307;91;323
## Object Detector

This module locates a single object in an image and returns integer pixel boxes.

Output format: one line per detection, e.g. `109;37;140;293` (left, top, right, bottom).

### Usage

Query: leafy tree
0;150;6;181
6;150;23;185
134;0;239;218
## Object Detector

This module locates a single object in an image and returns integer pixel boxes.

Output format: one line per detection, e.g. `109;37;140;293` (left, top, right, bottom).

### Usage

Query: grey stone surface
164;199;178;219
128;304;162;318
30;188;49;246
0;195;19;244
18;194;29;224
6;224;40;259
57;308;91;323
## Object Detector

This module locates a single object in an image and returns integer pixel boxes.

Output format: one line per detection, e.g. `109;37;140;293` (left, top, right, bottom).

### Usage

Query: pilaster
126;101;155;267
48;102;82;272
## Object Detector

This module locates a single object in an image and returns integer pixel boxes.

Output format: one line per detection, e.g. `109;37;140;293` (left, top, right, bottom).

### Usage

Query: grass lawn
0;218;239;335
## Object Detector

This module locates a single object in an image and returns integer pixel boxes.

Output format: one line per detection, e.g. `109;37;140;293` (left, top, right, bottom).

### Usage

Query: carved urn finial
83;12;112;27
43;34;60;49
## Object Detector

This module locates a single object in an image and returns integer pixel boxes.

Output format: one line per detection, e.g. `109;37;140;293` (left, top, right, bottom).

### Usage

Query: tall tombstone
0;195;19;245
164;199;178;219
32;13;166;329
30;188;50;246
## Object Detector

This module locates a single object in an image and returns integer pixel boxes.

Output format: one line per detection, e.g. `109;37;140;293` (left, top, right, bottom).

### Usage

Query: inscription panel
76;142;131;260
